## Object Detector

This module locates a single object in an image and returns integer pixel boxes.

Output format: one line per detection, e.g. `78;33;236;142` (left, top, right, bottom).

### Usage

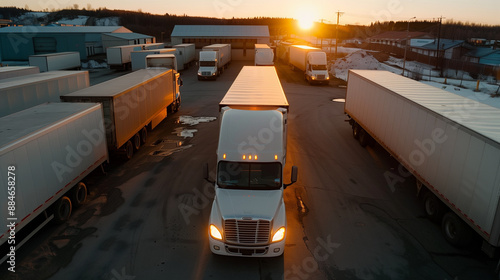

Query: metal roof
349;70;500;143
103;32;153;40
0;26;131;34
220;66;288;108
369;31;431;41
414;39;464;50
171;25;269;38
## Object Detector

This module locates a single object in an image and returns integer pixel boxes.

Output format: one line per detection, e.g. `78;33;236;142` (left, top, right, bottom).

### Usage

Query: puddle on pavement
150;139;192;157
176;116;217;126
332;98;346;103
173;127;198;138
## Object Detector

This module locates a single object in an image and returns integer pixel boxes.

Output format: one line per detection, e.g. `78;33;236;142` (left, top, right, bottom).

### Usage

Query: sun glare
295;7;316;30
298;16;314;30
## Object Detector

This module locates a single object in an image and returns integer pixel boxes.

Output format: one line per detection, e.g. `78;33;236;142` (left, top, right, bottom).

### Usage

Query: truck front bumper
209;236;285;257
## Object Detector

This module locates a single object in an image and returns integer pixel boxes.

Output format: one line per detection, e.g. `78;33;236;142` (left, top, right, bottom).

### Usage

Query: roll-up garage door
33;37;56;54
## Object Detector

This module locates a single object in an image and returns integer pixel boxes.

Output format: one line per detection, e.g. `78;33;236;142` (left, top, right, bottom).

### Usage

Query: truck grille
317;75;325;80
201;71;211;76
224;219;270;244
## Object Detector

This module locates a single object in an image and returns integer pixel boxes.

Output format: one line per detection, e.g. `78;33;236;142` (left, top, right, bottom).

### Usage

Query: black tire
133;133;141;150
174;96;181;112
423;192;444;222
125;140;134;160
352;123;360;140
358;128;370;147
70;182;87;208
441;212;474;247
53;196;72;224
140;127;148;145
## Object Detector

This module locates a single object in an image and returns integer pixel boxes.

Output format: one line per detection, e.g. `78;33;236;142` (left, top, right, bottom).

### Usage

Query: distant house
368;31;433;48
409;39;466;59
465;48;500;66
170;25;270;61
0;26;141;61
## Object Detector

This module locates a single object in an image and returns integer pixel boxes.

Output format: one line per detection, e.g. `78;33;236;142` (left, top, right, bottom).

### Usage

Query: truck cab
306;52;329;84
198;51;218;80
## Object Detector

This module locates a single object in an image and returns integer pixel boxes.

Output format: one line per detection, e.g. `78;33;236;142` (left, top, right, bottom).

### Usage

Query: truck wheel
53;196;72;224
125;140;134;160
174;96;181;113
441;212;473;247
140;127;148;144
71;182;87;208
358;129;370;147
133;133;141;150
423;192;443;222
352;123;360;140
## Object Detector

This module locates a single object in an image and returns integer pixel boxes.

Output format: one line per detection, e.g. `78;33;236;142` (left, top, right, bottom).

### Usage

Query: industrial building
170;25;270;61
0;26;154;61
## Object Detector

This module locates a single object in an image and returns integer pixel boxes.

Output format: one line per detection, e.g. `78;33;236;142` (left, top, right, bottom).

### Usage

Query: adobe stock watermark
284;235;340;280
51;122;106;182
237;115;282;156
109;266;135;280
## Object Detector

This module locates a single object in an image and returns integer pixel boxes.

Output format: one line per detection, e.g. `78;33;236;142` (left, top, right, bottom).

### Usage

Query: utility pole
402;17;416;77
335;11;344;59
436;16;445;76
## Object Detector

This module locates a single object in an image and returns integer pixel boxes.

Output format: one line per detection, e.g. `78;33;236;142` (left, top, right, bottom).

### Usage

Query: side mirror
203;163;215;184
284;166;298;189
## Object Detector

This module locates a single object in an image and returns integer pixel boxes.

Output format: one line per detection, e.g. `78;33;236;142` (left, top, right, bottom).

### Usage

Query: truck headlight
212;72;216;76
311;76;316;80
210;224;223;240
272;227;285;242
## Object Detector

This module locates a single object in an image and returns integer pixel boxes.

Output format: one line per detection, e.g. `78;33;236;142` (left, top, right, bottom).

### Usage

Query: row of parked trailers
0;65;182;262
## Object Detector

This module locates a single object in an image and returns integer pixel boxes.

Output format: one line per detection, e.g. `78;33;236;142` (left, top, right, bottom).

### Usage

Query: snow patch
177;116;216;126
94;17;120;26
82;60;107;69
330;50;382;81
57;16;88;26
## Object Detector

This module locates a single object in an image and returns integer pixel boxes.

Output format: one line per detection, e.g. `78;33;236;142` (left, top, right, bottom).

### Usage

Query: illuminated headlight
272;227;285;242
210;224;223;240
326;76;330;80
212;72;216;76
311;76;316;80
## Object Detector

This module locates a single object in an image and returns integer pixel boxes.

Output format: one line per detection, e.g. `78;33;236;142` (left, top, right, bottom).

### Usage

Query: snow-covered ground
57;15;89;26
330;49;500;109
81;60;107;69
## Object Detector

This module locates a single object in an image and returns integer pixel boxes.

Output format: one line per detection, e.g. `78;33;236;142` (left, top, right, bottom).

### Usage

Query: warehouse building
170;25;270;61
0;26;154;61
102;33;155;49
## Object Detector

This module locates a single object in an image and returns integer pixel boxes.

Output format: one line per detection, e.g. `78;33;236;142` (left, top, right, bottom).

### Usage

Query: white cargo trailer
29;52;81;72
106;43;164;69
254;44;274;66
131;48;177;71
61;69;182;159
207;66;298;257
0;66;39;80
345;70;500;256
146;54;177;71
0;102;108;262
289;45;329;84
0;71;90;118
173;44;195;69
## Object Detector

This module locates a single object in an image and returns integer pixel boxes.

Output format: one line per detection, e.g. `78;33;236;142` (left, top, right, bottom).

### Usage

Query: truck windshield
217;161;282;190
200;61;216;67
312;64;328;70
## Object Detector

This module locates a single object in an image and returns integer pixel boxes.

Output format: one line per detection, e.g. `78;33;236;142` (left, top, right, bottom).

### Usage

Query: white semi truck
289;45;329;85
131;48;177;71
0;103;108;263
62;69;182;159
197;44;231;80
254;44;274;66
345;70;500;257
207;66;298;257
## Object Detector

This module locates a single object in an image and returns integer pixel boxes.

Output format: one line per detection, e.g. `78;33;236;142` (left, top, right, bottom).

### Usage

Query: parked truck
254;44;274;66
198;44;231;80
207;66;298;257
0;70;90;118
29;52;81;72
131;48;177;71
0;102;108;263
106;43;164;69
289;45;329;85
61;69;181;159
0;66;39;80
345;70;500;257
173;44;196;70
